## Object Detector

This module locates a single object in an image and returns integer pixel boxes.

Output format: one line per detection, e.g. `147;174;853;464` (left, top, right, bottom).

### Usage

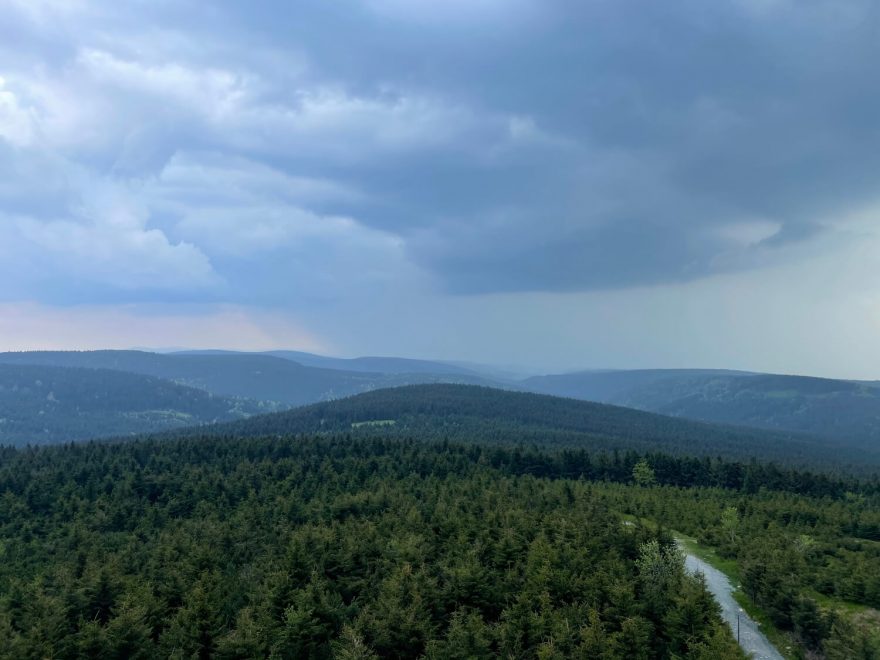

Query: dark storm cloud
204;0;880;293
1;0;879;301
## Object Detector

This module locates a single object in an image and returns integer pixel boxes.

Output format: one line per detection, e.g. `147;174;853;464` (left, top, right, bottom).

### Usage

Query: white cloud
76;48;249;122
149;151;362;208
1;43;526;173
6;185;218;292
142;151;415;298
0;77;35;147
216;86;521;163
144;150;404;279
172;204;417;300
176;206;396;256
1;0;90;24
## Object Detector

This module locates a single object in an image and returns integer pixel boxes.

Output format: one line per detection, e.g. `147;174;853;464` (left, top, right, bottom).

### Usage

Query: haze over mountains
0;363;269;444
525;369;880;450
0;350;496;406
1;349;880;464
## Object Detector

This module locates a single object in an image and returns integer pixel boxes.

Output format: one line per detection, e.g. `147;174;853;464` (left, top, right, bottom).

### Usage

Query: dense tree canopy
0;435;748;659
1;433;877;658
0;364;270;445
172;384;880;474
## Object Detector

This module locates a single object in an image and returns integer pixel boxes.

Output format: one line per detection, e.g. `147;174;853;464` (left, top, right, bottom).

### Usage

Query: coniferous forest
7;0;880;657
1;430;878;658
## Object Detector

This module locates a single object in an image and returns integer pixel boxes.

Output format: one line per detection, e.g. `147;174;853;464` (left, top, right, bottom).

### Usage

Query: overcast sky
1;0;880;376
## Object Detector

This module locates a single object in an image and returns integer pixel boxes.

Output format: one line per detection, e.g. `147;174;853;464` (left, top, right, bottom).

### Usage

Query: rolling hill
175;349;482;376
0;351;496;406
7;351;880;456
0;364;269;445
266;351;483;376
523;369;880;450
522;369;754;401
181;383;880;471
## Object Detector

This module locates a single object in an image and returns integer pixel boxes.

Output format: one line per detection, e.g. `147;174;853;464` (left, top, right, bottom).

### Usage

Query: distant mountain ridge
524;369;753;401
5;350;880;453
0;363;268;445
0;350;498;407
177;349;482;376
523;369;880;450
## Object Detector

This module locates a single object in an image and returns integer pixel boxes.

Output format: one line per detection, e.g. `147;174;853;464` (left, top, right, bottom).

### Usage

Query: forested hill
0;364;267;445
175;349;482;376
524;369;880;449
265;351;482;376
0;351;496;406
184;384;880;472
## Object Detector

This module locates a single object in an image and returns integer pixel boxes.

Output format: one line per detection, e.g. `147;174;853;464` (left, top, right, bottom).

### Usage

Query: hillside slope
524;370;880;449
0;364;267;445
0;351;496;406
185;384;880;471
523;369;753;401
175;350;480;376
265;350;481;376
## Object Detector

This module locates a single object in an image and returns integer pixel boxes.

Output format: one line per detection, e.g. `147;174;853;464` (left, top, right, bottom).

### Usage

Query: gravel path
683;552;785;660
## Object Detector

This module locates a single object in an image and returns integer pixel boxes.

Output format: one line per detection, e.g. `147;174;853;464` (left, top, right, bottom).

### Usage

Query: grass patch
125;410;195;422
807;589;871;615
675;532;742;582
351;419;396;429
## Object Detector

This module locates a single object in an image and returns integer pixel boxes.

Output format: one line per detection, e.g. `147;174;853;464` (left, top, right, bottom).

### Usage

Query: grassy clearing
351;419;396;428
675;532;742;582
807;589;871;615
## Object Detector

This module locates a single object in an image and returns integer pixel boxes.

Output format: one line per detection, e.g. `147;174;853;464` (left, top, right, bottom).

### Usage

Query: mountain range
0;350;496;406
0;363;268;444
524;368;880;450
2;349;880;459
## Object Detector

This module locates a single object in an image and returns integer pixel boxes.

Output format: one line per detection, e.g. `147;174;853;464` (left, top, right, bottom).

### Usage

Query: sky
1;0;880;377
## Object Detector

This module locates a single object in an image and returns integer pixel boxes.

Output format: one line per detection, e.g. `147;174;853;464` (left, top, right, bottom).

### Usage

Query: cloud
144;151;416;302
363;0;536;24
2;0;880;361
175;205;398;258
15;215;216;291
0;182;218;298
0;76;34;146
150;151;362;208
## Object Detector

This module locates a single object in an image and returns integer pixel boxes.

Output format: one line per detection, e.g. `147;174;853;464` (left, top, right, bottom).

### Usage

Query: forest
525;369;880;449
0;364;269;444
185;384;880;474
1;433;877;658
0;351;494;407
